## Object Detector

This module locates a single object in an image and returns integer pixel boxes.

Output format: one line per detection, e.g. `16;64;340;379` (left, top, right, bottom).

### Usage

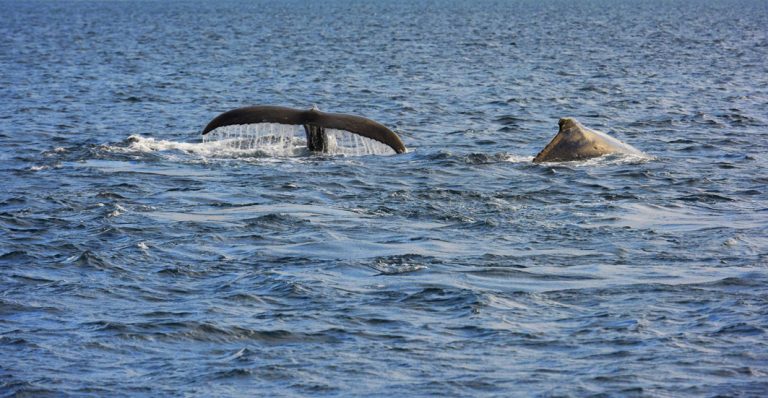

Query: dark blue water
2;0;768;396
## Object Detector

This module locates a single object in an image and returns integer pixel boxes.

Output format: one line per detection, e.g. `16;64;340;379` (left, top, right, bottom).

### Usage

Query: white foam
530;152;654;167
502;154;535;163
113;123;398;159
571;152;655;167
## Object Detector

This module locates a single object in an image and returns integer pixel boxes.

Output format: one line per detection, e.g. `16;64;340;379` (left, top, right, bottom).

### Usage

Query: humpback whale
202;105;407;154
533;118;642;163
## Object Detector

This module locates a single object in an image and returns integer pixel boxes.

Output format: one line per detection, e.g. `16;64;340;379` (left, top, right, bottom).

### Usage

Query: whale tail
202;105;406;154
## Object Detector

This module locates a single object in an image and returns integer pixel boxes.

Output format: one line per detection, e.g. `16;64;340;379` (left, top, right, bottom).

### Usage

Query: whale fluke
202;105;406;154
533;118;642;163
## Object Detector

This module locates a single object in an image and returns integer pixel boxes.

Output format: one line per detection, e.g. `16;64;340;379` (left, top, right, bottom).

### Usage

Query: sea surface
2;0;768;396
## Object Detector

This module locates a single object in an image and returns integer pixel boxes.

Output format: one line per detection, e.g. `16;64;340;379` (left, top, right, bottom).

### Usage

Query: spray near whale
203;105;406;154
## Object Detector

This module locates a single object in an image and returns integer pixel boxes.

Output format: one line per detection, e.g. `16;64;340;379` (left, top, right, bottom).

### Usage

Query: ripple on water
2;0;768;396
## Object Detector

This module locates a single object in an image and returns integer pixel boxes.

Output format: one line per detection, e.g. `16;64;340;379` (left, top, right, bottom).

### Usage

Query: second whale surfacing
202;105;407;154
533;118;643;163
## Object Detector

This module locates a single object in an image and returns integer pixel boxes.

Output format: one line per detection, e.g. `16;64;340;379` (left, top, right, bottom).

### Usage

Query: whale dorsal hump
533;118;641;163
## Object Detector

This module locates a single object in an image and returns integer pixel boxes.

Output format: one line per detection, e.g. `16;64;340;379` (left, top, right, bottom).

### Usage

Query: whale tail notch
202;105;406;154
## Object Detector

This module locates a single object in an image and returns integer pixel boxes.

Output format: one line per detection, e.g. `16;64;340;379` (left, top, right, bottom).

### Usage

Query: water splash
107;123;398;159
502;154;535;163
324;128;397;156
203;124;397;157
566;152;655;167
110;132;302;159
202;123;303;157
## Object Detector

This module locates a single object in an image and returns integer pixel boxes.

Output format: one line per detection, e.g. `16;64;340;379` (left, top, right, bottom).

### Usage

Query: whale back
533;118;641;163
202;106;406;154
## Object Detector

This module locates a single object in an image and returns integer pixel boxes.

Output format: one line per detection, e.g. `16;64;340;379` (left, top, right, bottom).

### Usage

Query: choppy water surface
2;0;768;396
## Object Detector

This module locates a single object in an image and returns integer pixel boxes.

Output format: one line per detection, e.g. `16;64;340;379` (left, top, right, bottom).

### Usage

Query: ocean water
2;0;768;396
